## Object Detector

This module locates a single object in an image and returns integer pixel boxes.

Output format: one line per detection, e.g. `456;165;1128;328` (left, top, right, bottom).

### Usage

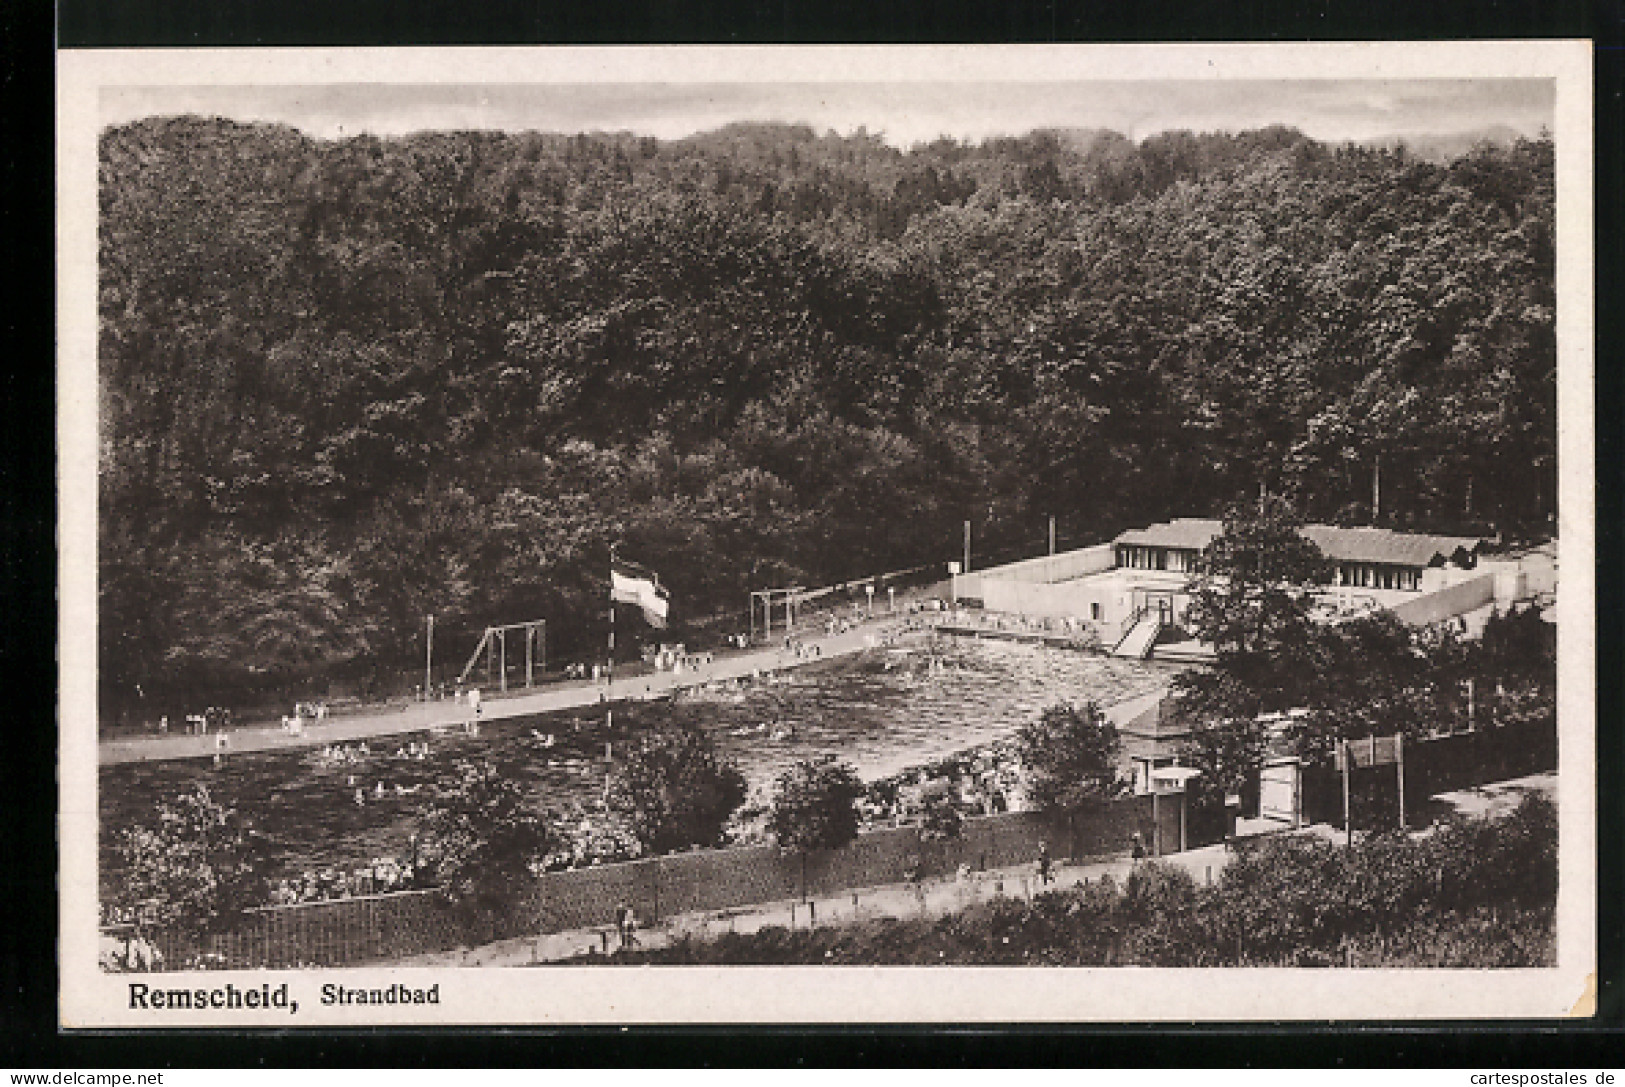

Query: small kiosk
1147;765;1202;856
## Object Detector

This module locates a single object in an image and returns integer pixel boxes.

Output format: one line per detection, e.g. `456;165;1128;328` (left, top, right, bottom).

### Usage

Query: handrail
1118;605;1151;642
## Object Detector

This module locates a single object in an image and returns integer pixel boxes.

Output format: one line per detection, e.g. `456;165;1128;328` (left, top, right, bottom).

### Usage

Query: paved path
99;616;920;766
1431;772;1556;819
400;840;1241;967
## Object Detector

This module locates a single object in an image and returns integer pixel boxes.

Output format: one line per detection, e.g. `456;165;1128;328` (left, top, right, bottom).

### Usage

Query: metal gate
1259;757;1301;827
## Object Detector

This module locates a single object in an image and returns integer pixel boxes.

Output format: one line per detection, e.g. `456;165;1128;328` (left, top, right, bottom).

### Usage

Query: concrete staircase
1111;611;1164;659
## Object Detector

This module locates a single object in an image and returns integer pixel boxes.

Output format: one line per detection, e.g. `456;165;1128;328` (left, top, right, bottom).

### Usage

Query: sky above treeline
102;78;1552;148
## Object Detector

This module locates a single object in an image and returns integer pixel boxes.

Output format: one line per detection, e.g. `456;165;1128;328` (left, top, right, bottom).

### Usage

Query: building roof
1113;518;1486;569
1300;525;1485;568
1114;518;1224;550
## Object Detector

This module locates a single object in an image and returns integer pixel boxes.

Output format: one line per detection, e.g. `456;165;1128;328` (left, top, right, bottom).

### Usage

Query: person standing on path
1037;841;1053;886
615;903;638;949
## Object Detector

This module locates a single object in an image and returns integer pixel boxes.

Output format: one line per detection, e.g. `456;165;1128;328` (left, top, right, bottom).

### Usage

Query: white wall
956;543;1114;599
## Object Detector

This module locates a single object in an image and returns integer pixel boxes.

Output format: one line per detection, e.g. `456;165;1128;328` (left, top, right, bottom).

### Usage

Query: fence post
1396;733;1406;830
1341;739;1352;847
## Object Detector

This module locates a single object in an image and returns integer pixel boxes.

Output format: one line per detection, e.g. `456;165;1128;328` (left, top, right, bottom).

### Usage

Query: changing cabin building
954;517;1551;662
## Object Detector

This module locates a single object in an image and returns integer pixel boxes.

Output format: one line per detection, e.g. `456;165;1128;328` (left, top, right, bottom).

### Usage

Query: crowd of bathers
856;740;1034;830
929;606;1105;648
268;856;434;905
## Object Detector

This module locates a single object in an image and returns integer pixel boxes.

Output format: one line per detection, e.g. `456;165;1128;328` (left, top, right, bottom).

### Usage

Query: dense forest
98;118;1556;713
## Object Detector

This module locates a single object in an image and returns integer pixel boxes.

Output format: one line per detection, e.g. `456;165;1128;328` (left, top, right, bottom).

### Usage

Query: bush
1015;702;1123;813
917;785;964;843
114;785;271;937
606;726;748;854
417;761;558;914
770;755;865;854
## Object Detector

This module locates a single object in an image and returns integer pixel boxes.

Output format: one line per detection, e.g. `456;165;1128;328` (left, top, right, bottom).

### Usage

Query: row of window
1115;546;1196;572
1112;547;1421;592
1334;563;1421;591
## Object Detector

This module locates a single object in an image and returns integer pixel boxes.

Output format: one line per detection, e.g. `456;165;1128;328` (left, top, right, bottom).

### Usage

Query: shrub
606;726;748;854
417;761;558;914
114;785;271;938
770;755;865;854
1015;702;1123;813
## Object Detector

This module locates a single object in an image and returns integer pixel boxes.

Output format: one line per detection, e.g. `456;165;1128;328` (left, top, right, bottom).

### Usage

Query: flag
611;563;670;628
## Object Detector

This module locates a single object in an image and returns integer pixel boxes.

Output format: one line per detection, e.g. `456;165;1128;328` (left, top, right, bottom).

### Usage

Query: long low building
957;518;1554;660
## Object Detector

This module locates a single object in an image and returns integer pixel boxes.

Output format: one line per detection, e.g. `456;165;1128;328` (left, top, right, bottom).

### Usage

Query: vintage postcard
58;42;1595;1026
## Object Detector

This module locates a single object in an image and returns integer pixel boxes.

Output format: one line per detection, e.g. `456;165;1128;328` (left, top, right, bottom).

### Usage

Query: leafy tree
1014;701;1123;813
769;754;865;854
917;783;965;844
418;760;559;912
1178;709;1269;813
114;785;270;937
1184;494;1331;664
605;726;748;854
95;118;1556;718
1286;612;1444;765
1172;498;1329;804
1476;604;1557;688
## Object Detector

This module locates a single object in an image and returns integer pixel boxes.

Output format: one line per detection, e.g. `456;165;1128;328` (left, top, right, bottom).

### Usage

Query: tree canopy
770;755;865;854
114;785;270;936
605;726;748;853
418;760;559;912
98;118;1556;712
1014;701;1124;812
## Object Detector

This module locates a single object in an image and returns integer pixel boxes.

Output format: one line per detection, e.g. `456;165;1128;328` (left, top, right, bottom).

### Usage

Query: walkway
400;840;1241;967
99;615;917;766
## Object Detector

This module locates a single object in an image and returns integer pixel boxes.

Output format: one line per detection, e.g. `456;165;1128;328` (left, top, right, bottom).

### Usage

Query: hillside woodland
98;119;1556;713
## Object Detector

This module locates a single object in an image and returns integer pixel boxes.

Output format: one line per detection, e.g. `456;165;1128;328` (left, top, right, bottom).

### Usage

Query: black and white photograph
56;43;1595;1025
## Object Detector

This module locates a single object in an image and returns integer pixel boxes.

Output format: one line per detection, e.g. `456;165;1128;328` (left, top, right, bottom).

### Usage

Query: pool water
98;637;1179;895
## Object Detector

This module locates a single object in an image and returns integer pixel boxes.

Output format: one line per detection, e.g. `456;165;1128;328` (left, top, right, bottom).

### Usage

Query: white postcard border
58;40;1596;1026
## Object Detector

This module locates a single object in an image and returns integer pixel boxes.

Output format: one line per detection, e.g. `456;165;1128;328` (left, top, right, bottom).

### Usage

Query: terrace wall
956;544;1114;601
1390;574;1496;628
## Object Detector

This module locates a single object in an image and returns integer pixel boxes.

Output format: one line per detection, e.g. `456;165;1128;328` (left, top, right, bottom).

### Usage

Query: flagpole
608;543;617;691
